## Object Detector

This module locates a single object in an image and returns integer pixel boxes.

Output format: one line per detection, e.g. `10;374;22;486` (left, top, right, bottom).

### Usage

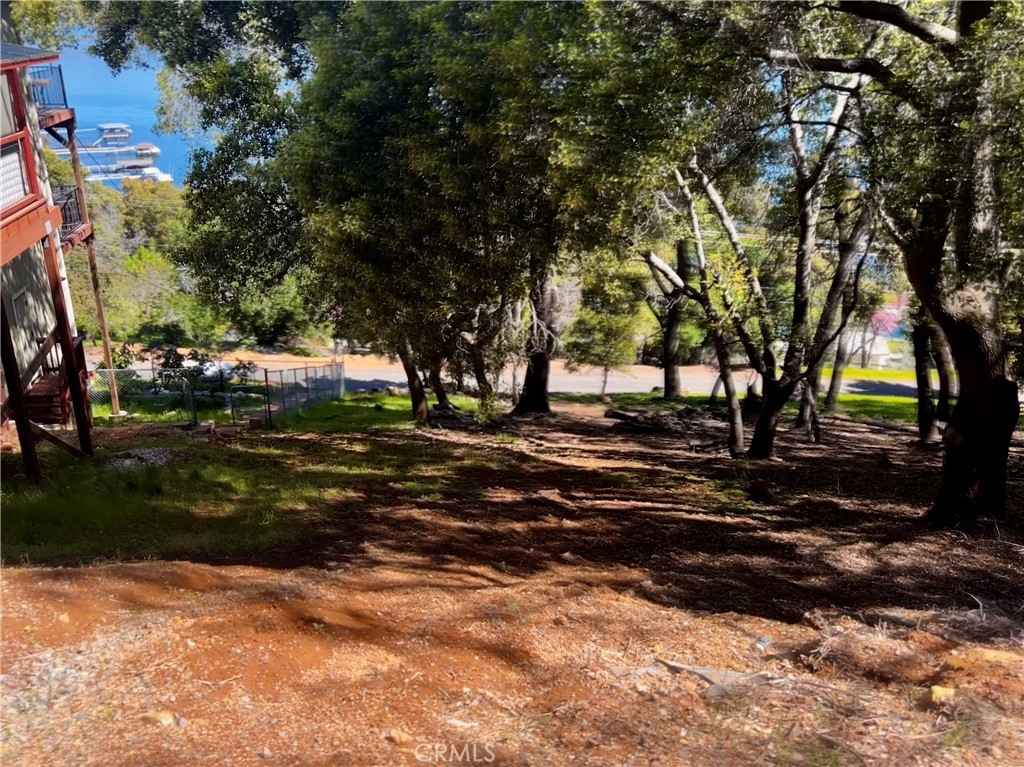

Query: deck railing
28;65;67;110
51;183;84;238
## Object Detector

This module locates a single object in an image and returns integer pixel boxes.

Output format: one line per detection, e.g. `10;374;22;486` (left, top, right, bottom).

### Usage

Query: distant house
2;30;109;479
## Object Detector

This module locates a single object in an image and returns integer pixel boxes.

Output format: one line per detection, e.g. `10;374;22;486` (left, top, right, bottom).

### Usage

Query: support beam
28;420;87;458
41;230;93;455
1;301;42;482
66;118;119;415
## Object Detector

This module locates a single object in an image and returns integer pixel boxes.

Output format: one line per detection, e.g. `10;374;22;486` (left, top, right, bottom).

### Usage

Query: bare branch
684;156;776;364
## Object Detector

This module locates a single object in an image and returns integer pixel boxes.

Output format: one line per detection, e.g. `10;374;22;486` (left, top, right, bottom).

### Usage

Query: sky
55;46;192;187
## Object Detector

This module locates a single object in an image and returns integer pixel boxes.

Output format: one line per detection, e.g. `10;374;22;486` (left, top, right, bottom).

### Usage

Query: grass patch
91;399;234;425
276;392;478;434
0;391;500;566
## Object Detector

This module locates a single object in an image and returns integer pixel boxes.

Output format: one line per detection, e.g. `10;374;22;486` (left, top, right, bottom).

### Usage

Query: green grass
820;394;917;423
275;392;478;433
91;399;234;425
0;391;489;565
819;366;917;383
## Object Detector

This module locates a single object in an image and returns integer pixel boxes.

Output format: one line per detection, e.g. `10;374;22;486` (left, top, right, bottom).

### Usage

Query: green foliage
42;147;75;185
231;276;312;348
563;260;648;383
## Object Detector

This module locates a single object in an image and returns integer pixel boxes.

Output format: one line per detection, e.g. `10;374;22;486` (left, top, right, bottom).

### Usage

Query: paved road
91;348;922;398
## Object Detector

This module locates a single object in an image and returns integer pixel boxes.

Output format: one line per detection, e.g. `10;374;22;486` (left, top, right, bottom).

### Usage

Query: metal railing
28;65;67;110
51;184;83;237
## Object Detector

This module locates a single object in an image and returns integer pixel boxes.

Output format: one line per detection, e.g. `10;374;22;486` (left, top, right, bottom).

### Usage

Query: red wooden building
2;41;107;480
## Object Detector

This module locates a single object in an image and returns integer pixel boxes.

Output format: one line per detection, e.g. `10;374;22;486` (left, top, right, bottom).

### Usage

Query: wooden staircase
25;372;70;425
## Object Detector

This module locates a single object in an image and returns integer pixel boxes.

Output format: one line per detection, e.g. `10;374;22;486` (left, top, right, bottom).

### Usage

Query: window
0;69;39;217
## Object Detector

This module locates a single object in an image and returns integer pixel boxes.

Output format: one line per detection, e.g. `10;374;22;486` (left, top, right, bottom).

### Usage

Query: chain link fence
262;363;346;423
88;368;198;424
88;362;346;426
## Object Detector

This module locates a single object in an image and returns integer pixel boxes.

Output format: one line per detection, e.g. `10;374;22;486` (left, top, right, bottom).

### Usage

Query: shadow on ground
3;409;1022;626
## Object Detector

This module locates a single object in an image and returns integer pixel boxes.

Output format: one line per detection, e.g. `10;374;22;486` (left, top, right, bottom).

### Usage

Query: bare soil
3;408;1023;767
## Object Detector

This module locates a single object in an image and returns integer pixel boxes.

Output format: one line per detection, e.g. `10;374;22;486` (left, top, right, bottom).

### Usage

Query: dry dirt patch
2;413;1022;766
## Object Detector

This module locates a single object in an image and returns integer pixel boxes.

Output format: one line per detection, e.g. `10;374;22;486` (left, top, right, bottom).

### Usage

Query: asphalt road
92;348;925;398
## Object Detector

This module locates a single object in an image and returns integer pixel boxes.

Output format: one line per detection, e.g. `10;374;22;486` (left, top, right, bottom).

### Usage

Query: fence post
264;368;272;426
188;379;198;425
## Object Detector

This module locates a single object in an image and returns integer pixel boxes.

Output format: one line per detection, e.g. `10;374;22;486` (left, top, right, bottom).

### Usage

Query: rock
175;715;188;728
57;613;70;624
927;685;956;707
445;718;480;729
259;746;273;759
186;639;197;650
140;710;176;727
704;684;735;699
386;728;414;745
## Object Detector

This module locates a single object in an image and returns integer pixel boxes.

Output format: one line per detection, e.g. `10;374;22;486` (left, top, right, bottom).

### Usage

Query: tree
763;0;1022;524
563;260;647;397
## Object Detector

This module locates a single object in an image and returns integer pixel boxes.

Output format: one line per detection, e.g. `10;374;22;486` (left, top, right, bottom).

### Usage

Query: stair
25;373;70;425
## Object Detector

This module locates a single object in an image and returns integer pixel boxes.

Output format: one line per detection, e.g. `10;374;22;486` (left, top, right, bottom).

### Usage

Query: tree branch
766;49;895;84
835;1;957;53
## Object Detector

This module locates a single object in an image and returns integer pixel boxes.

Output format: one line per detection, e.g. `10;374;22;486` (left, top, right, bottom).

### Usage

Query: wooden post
67;119;119;415
41;231;92;455
85;238;118;413
1;301;42;482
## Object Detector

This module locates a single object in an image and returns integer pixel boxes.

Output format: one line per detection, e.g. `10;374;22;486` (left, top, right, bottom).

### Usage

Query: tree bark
428;366;453;410
912;305;940;443
711;339;743;456
709;374;723;404
511;270;557;415
823;322;851;411
663;295;683;400
929;322;955;422
747;378;796;459
513;347;551;414
397;340;429;423
796;364;823;428
467;343;494;402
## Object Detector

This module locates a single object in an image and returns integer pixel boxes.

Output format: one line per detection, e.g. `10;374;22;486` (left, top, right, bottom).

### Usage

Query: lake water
55;46;192;188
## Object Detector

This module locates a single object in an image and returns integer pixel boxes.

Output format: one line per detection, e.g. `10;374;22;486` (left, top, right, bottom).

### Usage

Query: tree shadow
5;411;1022;628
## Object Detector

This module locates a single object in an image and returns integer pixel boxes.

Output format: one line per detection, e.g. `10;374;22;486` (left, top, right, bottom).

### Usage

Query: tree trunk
663;296;683;400
796;364;823;428
708;335;743;455
912;306;940;443
601;367;610;398
513;348;551;414
396;341;429;423
467;343;495;402
428;366;453;410
799;380;822;443
929;323;955;422
823;323;851;411
511;271;556;415
859;317;872;368
747;378;796;459
709;374;722;404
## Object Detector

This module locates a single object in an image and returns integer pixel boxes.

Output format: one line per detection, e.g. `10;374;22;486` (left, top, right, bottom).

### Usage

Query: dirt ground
2;408;1023;767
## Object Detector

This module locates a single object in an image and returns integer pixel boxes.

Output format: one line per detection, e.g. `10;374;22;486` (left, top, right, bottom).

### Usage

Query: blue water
55;47;192;187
